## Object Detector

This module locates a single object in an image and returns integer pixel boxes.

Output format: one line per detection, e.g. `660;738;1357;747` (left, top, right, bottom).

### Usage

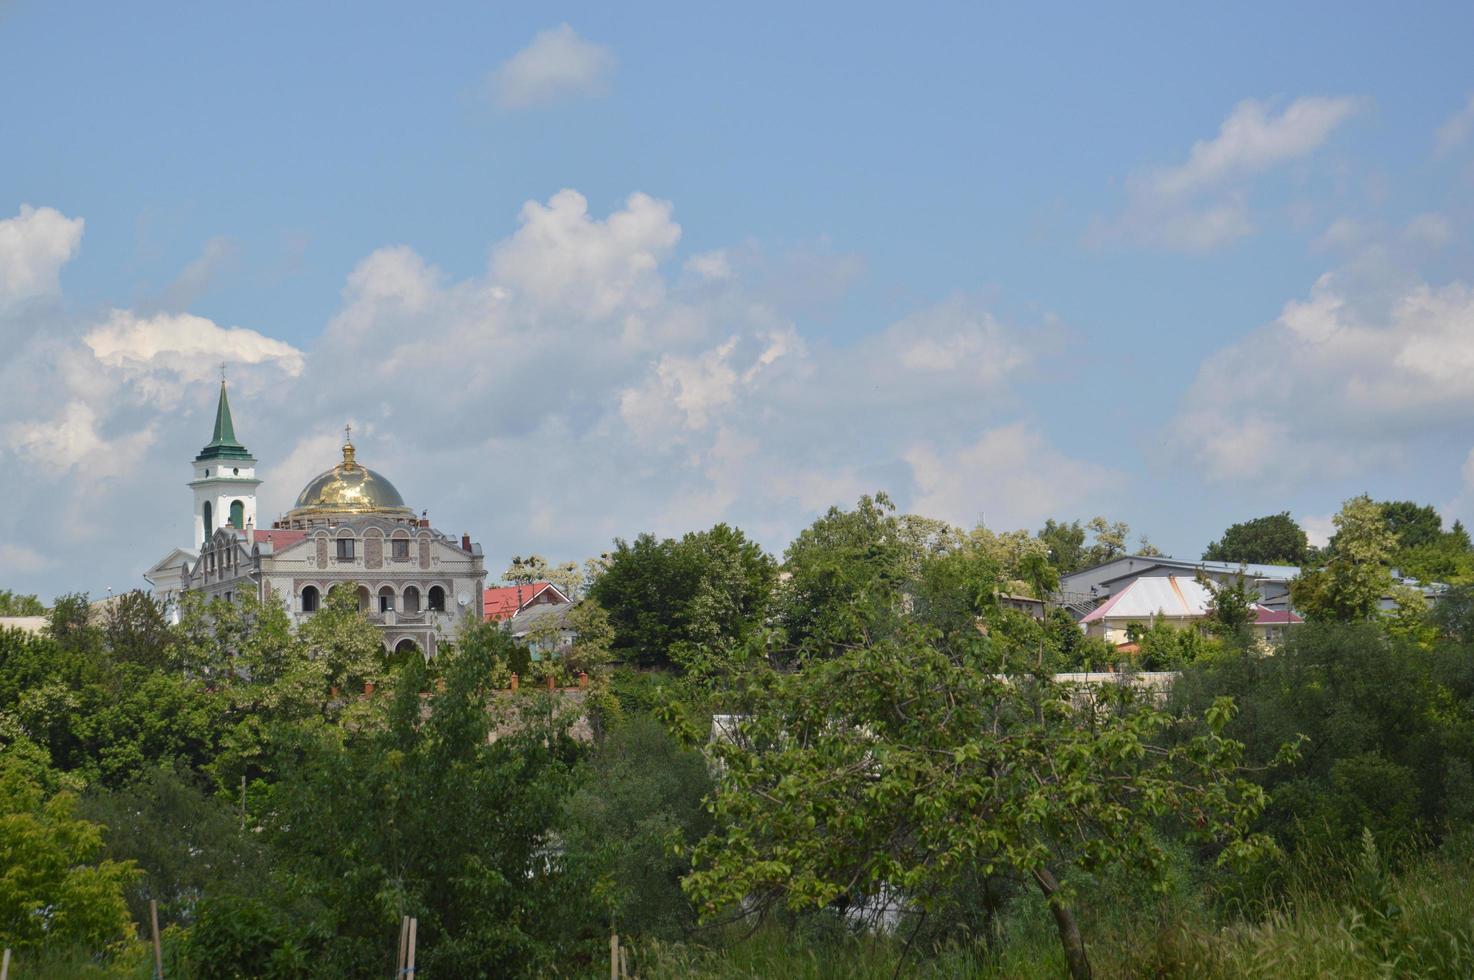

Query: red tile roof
483;581;554;621
252;530;307;550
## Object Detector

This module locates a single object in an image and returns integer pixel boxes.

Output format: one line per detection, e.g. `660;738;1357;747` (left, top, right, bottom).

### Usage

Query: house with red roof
483;581;572;622
1079;575;1301;647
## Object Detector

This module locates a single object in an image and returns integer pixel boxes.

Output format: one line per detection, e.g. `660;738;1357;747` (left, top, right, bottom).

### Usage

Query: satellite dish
457;592;469;607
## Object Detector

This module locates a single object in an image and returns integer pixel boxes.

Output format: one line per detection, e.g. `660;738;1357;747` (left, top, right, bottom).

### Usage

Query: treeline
3;493;1474;977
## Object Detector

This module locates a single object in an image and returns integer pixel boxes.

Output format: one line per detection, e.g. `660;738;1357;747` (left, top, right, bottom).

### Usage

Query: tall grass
638;834;1474;980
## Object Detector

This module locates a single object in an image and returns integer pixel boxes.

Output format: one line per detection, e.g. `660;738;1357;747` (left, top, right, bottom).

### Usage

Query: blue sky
2;2;1473;600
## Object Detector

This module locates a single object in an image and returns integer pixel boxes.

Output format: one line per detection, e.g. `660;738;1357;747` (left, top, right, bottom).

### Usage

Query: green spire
196;377;252;462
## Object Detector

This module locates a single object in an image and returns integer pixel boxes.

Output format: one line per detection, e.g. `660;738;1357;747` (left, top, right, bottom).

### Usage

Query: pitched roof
1079;576;1300;626
482;581;571;621
504;601;573;637
252;530;306;551
1065;554;1301;586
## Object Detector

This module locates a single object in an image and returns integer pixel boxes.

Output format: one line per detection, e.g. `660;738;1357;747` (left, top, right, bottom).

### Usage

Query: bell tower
188;370;261;550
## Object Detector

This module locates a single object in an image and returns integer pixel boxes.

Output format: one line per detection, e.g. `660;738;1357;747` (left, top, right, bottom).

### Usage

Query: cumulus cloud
1170;271;1474;484
4;400;155;476
489;23;615;110
1436;93;1474;155
0;204;84;307
1095;97;1361;251
83;310;305;404
905;423;1120;531
1;189;1099;602
491;189;680;320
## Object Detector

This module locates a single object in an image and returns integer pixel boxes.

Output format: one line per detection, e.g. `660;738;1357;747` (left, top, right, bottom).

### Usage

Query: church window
230;499;244;528
391;538;410;561
379;586;395;614
232;468;239;476
357;586;371;612
403;586;421;613
428;586;446;612
301;586;320;613
203;501;213;538
336;538;356;561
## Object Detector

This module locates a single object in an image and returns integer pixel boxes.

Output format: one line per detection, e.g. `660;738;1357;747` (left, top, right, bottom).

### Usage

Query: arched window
378;586;396;614
428;586;446;612
357;586;371;613
229;499;245;528
301;586;320;613
203;501;213;538
403;585;421;613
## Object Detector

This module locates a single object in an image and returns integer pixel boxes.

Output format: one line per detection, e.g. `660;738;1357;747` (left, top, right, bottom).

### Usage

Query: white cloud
4;400;155;476
1150;97;1362;199
905;423;1120;531
83;310;305;405
1403;212;1454;249
1435;93;1474;155
489;23;615;110
0;204;84;306
1;187;1088;602
1098;97;1361;251
491;189;680;320
1170;271;1474;484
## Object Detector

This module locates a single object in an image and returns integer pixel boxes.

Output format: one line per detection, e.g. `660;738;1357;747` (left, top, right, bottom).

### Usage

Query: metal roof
1080;576;1299;626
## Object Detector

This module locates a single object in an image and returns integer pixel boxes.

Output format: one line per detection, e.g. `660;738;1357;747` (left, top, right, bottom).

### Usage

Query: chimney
545;673;555;691
363;681;375;697
330;685;339;699
509;672;519;692
461;532;471;552
578;672;589;689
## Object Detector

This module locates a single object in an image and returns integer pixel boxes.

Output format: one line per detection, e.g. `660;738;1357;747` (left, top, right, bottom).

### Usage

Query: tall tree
1037;519;1088;575
1202;512;1308;565
502;555;587;599
674;542;1277;980
591;524;775;670
1290;496;1398;622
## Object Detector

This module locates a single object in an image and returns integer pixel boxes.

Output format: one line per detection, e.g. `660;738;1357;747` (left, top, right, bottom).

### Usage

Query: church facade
145;381;486;656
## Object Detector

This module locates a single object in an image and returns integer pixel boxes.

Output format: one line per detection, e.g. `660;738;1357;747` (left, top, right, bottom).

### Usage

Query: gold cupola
285;427;414;522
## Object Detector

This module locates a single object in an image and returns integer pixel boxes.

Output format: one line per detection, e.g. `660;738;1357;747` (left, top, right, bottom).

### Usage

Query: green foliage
1203;512;1308;566
182;895;310;979
561;716;713;938
1290;496;1397;622
0;754;137;954
675;511;1276;977
1200;572;1259;641
1035;515;1149;574
1037;518;1088;575
1171;621;1474;859
0;589;46;616
259;638;589;977
592;523;776;669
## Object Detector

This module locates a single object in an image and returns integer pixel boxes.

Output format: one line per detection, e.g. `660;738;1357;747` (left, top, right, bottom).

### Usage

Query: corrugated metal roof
1080;576;1299;625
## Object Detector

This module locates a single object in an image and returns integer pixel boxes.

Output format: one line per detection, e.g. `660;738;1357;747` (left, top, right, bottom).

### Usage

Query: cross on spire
344;422;352;444
220;361;227;383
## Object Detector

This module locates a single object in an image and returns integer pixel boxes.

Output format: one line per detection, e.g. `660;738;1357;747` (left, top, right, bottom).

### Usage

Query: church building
145;380;486;656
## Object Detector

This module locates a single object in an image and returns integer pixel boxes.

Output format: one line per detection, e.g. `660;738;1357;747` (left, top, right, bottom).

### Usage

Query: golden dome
287;438;413;519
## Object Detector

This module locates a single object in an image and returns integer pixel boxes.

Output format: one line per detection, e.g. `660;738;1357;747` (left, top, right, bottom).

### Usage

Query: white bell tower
188;371;261;551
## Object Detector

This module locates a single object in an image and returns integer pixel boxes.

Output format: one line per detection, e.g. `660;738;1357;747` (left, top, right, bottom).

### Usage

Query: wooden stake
396;915;410;977
2;947;11;980
150;899;164;979
610;931;619;980
405;917;417;978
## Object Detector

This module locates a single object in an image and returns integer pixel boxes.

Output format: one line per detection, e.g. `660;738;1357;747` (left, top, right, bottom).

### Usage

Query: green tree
1202;513;1308;566
560;716;712;940
1036;519;1087;575
0;754;138;954
0;590;46;616
1376;500;1444;551
591;524;776;669
1290;496;1397;622
674;587;1275;980
1199;571;1259;641
262;634;588;976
